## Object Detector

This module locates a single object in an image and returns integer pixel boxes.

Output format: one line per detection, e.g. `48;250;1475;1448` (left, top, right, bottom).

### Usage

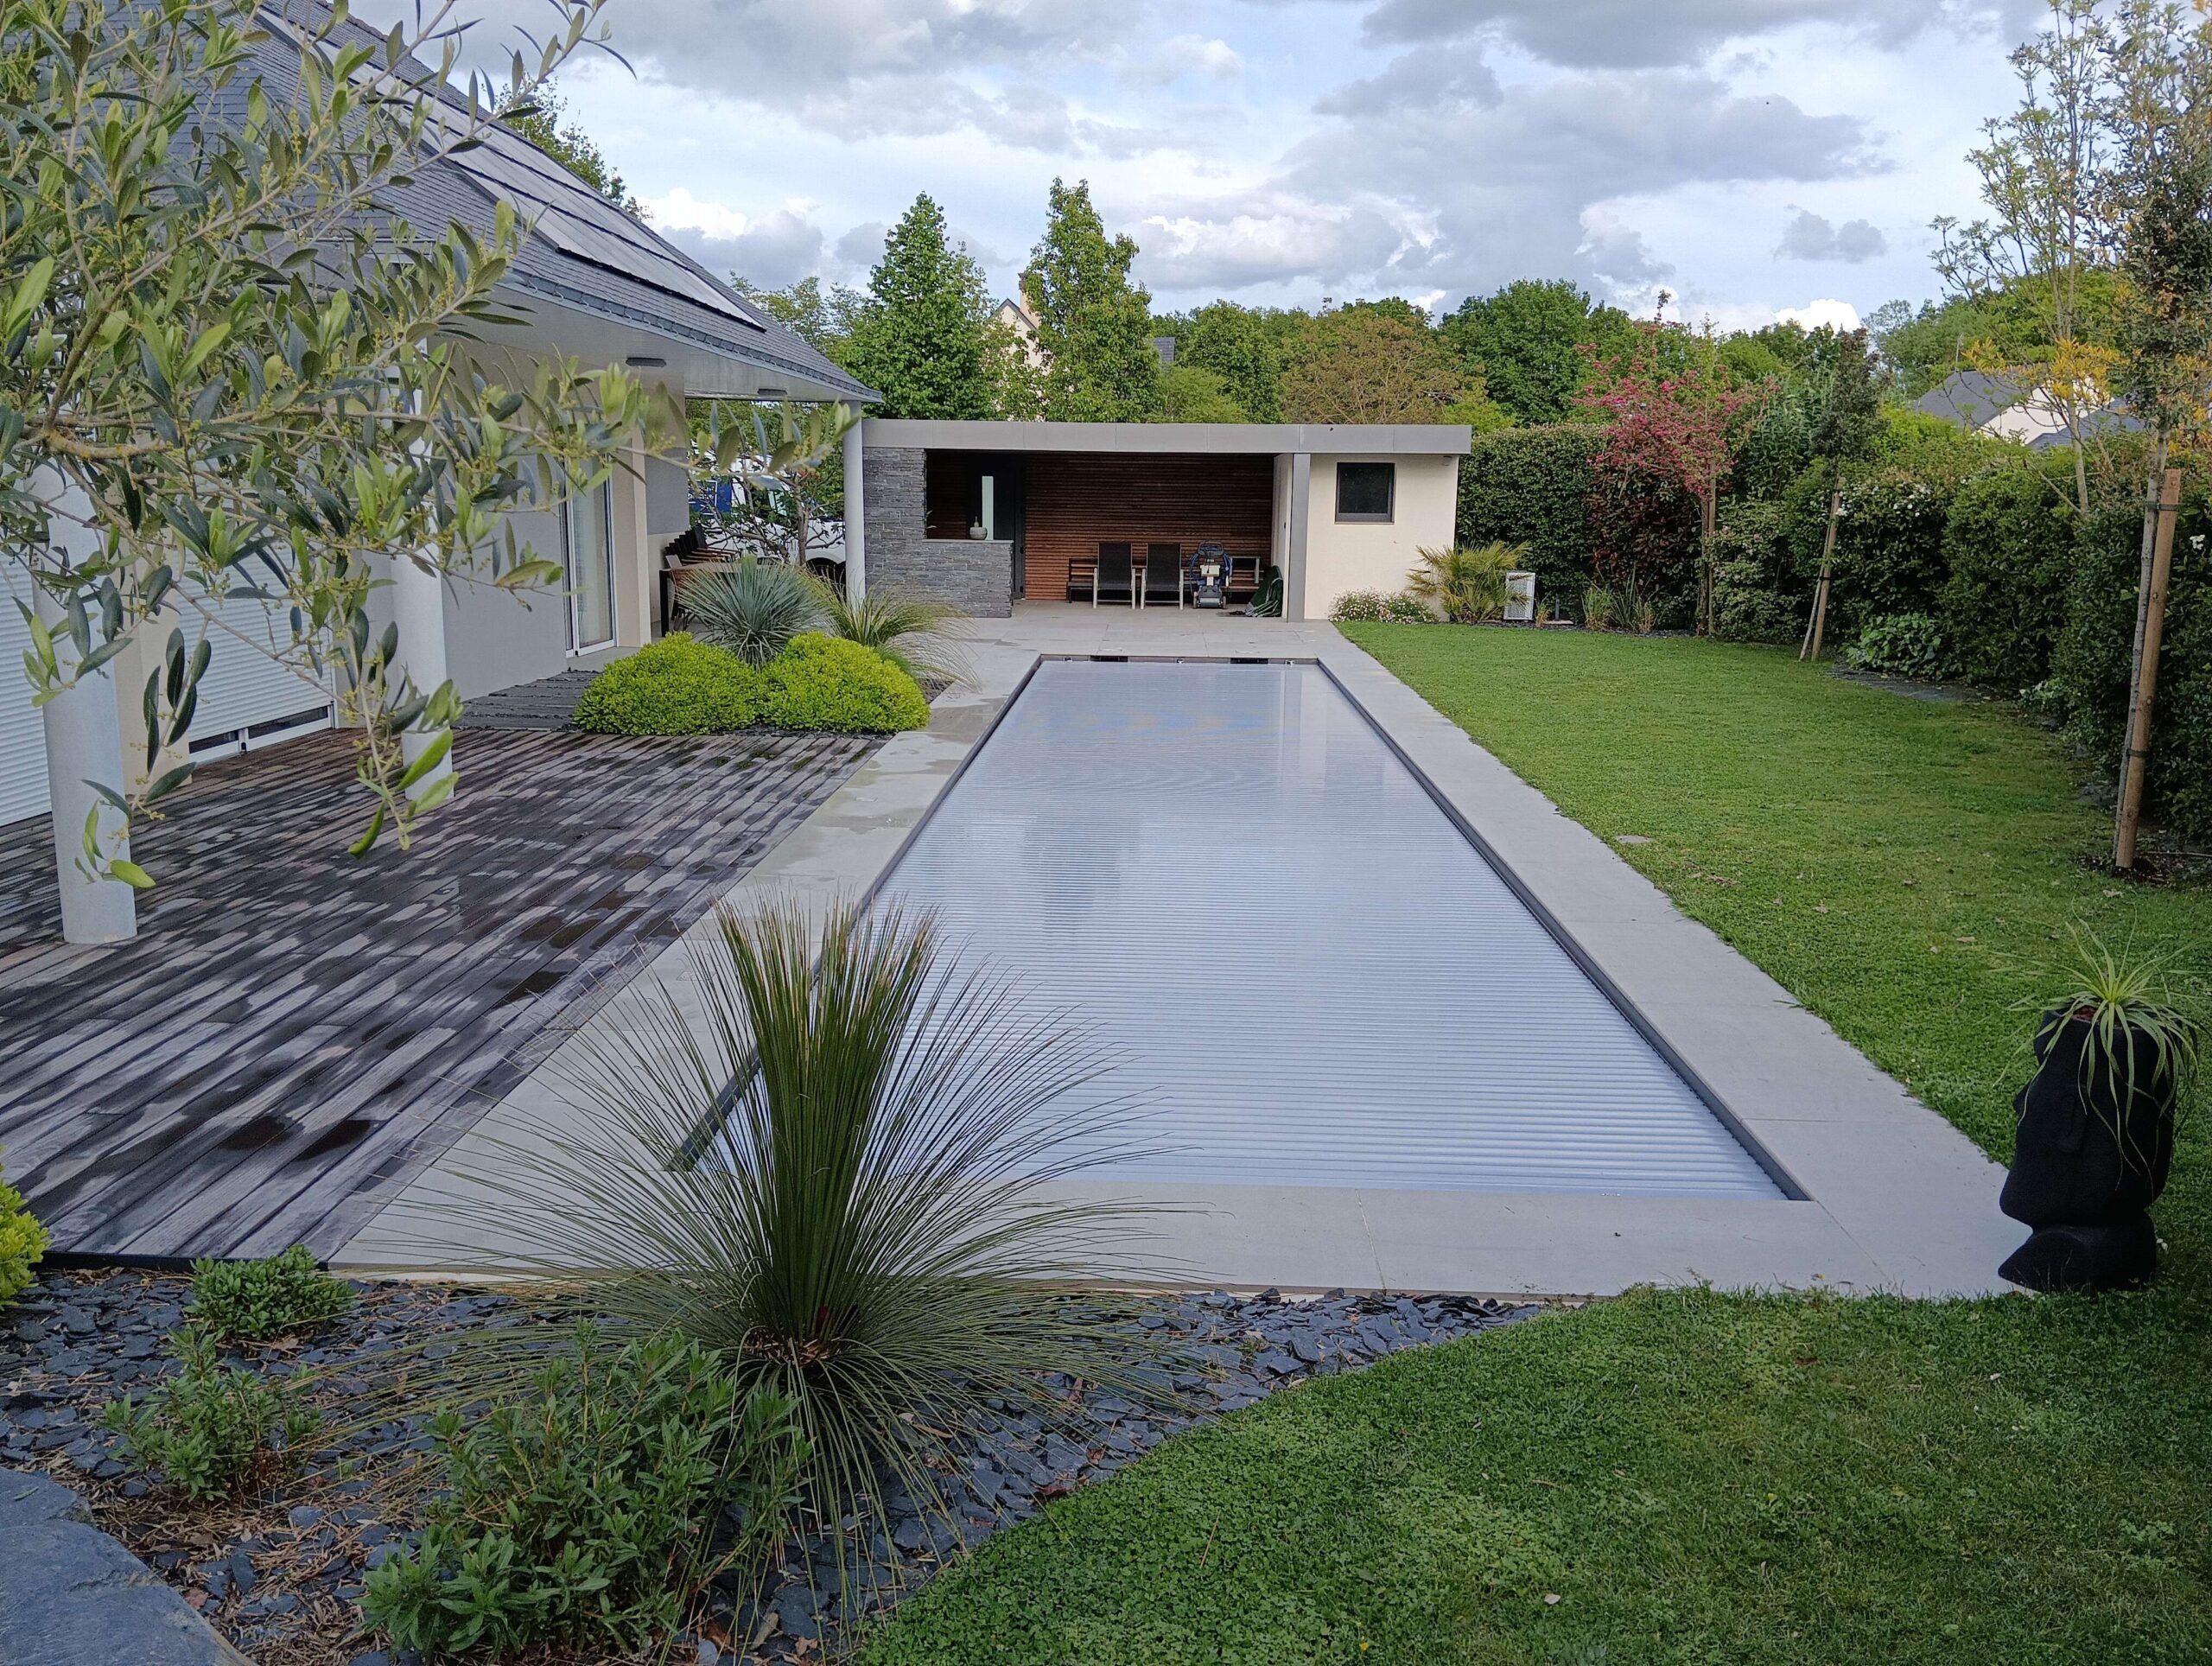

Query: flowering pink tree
1579;305;1764;633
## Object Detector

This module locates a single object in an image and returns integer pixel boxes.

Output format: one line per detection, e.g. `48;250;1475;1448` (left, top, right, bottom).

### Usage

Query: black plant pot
1999;1009;2177;1292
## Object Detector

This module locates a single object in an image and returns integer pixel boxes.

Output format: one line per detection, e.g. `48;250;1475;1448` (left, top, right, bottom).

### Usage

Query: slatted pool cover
880;660;1780;1199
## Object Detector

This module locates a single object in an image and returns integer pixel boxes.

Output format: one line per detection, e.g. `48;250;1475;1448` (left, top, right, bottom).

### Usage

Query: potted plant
1999;931;2198;1291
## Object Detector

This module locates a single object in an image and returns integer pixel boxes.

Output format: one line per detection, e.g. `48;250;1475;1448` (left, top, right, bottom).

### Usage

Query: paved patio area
345;606;2022;1298
0;723;876;1262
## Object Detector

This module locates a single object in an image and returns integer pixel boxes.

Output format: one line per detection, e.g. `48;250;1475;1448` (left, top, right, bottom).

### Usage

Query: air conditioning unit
1504;570;1536;622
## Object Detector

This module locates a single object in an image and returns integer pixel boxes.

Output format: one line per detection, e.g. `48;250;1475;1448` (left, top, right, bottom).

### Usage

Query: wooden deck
0;725;877;1263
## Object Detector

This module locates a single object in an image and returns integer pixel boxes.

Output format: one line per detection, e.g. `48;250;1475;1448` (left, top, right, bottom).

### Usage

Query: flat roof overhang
864;418;1471;456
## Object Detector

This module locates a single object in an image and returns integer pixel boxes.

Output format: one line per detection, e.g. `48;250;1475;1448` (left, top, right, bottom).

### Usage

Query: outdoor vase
1999;1010;2179;1291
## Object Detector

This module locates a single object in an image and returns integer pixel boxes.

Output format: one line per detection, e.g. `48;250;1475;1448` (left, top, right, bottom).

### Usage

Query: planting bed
0;1269;1538;1663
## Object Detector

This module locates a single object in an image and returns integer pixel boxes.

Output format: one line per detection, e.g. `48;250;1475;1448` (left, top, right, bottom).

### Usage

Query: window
1335;461;1395;523
564;480;615;652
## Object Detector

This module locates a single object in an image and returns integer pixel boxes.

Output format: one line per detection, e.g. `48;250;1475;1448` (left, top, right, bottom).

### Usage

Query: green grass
863;627;2212;1666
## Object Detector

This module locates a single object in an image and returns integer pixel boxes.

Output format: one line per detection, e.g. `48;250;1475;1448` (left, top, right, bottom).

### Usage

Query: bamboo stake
2114;466;2183;872
1801;490;1840;661
1699;481;1718;636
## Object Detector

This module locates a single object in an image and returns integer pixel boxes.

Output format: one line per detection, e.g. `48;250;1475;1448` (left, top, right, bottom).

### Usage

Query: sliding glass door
565;480;615;652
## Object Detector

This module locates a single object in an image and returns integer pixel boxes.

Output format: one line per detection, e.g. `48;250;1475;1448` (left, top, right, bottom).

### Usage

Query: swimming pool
877;658;1783;1200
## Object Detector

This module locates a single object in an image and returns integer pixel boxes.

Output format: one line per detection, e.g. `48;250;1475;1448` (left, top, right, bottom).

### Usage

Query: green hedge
762;633;931;733
574;632;930;738
2050;499;2212;840
574;635;761;734
1455;424;1607;613
1939;460;2079;693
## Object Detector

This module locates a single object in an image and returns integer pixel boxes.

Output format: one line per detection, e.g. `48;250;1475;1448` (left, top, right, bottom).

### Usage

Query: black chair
1092;542;1135;607
1141;543;1183;608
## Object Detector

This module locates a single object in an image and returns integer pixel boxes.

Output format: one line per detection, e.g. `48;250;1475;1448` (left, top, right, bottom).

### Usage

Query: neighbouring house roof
864;420;1473;455
241;7;875;405
1911;368;2152;451
1911;368;2025;429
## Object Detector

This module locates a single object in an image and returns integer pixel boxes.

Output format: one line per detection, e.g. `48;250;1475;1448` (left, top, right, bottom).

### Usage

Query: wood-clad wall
1020;452;1274;600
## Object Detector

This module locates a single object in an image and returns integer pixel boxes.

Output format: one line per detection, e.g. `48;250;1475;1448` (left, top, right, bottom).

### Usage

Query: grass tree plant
679;556;828;666
806;576;969;684
406;897;1161;1577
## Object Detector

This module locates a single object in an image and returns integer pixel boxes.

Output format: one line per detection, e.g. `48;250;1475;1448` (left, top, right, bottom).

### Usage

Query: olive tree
1;0;670;938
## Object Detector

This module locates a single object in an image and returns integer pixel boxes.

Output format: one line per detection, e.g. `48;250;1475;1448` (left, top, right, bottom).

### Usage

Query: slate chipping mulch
0;1270;1544;1664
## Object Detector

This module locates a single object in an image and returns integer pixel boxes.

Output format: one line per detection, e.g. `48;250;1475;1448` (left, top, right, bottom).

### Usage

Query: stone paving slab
0;1469;252;1666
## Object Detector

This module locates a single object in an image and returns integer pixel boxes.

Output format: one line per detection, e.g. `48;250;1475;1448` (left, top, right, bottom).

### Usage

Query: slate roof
239;5;874;402
1910;369;2024;429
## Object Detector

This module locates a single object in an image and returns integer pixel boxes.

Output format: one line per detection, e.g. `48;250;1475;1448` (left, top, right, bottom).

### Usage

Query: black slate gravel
0;1271;1541;1663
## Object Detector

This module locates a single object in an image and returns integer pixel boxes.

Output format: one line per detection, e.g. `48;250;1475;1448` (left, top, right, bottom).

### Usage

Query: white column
389;548;453;796
842;420;868;600
1284;452;1313;621
32;467;136;943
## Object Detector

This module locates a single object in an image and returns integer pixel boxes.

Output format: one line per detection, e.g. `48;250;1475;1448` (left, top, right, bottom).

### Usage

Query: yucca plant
805;575;969;684
404;898;1161;1580
679;557;827;666
1405;542;1520;623
2029;928;2200;1166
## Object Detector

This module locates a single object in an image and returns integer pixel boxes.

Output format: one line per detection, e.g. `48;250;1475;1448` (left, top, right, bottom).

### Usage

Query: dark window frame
1335;461;1395;523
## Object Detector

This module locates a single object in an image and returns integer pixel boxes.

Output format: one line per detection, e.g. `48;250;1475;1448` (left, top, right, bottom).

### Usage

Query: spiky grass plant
2028;926;2201;1168
805;575;970;684
680;556;827;666
405;898;1161;1570
1406;542;1521;623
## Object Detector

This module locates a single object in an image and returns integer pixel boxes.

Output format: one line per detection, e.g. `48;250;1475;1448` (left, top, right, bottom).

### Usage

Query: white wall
1300;455;1460;620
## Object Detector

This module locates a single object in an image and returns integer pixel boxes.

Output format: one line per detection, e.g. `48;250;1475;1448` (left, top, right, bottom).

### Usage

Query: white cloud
1777;296;1864;329
1136;35;1246;82
1776;207;1888;262
639;187;753;242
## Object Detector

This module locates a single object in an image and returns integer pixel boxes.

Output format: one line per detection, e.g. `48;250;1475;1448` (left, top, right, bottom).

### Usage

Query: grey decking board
0;726;876;1260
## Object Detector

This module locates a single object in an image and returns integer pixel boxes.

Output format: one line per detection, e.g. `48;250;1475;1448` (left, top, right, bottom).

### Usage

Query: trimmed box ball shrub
572;634;761;734
2051;499;2212;841
762;633;931;734
1941;461;2079;693
0;1150;46;1307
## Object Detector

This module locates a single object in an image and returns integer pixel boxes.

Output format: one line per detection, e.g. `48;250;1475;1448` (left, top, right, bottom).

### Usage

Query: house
1911;367;2143;449
993;294;1048;372
843;420;1471;620
0;19;875;923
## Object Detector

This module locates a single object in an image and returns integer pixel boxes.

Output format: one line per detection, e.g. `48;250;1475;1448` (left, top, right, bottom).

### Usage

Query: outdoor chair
1092;543;1135;607
1141;543;1184;608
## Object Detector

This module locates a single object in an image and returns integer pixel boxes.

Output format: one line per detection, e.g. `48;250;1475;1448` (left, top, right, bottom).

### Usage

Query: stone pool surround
340;606;2021;1299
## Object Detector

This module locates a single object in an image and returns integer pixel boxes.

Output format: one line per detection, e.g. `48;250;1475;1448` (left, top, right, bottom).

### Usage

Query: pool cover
878;658;1783;1199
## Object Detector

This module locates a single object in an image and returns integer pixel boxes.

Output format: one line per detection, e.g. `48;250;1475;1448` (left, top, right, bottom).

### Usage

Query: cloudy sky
405;0;2051;331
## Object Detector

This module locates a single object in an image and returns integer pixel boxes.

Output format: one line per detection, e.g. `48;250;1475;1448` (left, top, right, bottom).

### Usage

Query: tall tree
1;0;654;938
1166;302;1289;420
497;78;641;216
841;194;1007;420
728;276;864;356
1280;302;1502;426
1443;279;1636;424
1021;181;1160;421
1580;311;1765;633
2102;0;2212;867
1936;0;2124;511
1154;362;1247;422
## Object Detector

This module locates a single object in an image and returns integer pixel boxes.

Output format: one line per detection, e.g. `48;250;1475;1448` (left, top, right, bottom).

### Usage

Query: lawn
863;627;2212;1666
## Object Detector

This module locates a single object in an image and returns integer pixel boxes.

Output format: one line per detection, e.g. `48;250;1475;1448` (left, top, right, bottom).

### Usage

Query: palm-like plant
1405;542;1521;623
805;576;969;684
679;556;827;666
409;898;1160;1571
2031;928;2200;1160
